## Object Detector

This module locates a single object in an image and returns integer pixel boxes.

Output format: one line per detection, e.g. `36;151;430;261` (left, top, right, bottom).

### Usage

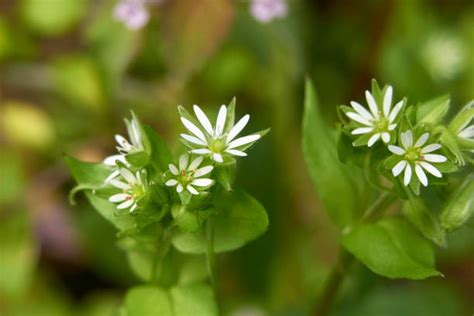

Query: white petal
194;165;213;177
423;154;447;163
115;134;132;150
365;90;379;118
383;86;393;117
350;101;373;120
227;114;250;142
191;148;212;155
188;156;204;170
181;133;207;146
103;154;127;166
421;143;442;154
346;112;373;126
130;203;138;213
117;199;134;209
388;123;397;131
109;193;129;203
415;164;428;187
110;179;130;190
165;179;178;186
415;133;429;148
459;125;474;139
401;130;413;149
187;185;199;195
179;154;189;171
404;164;412;186
120;168;137;184
225;149;247;156
169;164;179;175
193;105;214;135
130;119;142;147
176;184;183;193
419;161;442;178
181;117;206;141
381;132;391;143
392;160;407;177
191;178;213;187
351;127;373;135
388;100;404;123
213;153;223;163
105;170;120;183
215;105;227;136
367;133;380;147
388;145;405;155
227;134;261;149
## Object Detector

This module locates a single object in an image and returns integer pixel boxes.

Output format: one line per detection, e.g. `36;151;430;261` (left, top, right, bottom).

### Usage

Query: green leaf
441;174;474;232
65;155;110;188
170;284;218;316
171;190;268;253
303;79;369;227
85;192;135;231
342;217;440;279
125;286;172;316
143;125;173;173
416;95;450;126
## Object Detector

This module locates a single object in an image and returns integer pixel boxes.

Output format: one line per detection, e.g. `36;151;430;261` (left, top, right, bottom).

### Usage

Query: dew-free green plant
303;79;473;315
66;100;269;315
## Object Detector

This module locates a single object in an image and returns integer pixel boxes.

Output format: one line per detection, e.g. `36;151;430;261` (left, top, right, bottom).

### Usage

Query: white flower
250;0;288;23
388;130;447;187
180;104;262;163
108;168;147;213
114;0;149;30
346;86;404;147
165;154;214;195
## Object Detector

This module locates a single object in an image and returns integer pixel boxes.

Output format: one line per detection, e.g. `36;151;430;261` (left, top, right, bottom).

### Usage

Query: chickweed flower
347;86;404;147
114;0;150;30
250;0;288;23
108;168;147;213
165;154;214;195
388;130;447;187
180;104;262;163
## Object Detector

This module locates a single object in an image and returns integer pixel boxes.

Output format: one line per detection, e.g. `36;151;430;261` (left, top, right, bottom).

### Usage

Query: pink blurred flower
114;0;150;30
250;0;288;23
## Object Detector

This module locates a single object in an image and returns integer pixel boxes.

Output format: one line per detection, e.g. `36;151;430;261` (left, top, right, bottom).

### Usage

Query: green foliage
416;95;450;126
342;217;440;279
172;190;268;253
440;174;474;231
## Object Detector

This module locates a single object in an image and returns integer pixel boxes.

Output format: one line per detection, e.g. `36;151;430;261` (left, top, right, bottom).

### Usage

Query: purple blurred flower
250;0;288;23
114;0;150;30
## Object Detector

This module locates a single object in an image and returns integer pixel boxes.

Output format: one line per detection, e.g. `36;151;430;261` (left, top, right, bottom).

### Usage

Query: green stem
206;218;216;287
151;228;172;283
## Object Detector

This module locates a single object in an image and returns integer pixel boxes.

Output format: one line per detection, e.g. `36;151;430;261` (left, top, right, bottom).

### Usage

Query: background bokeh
1;0;473;315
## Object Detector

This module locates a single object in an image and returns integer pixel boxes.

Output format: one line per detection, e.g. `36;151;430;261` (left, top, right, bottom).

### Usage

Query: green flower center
209;138;226;153
375;117;389;132
405;148;421;161
178;170;193;184
131;184;145;200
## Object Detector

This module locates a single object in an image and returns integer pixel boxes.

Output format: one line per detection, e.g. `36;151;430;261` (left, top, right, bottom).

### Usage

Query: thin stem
206;218;216;287
151;228;172;283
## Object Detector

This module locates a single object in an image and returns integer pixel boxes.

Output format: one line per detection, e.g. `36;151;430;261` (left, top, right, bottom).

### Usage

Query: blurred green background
0;0;473;315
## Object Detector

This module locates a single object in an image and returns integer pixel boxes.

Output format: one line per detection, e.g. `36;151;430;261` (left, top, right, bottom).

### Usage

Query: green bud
440;175;474;232
171;204;201;232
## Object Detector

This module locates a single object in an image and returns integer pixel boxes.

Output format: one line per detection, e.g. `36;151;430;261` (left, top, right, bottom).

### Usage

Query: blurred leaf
0;150;25;206
303;79;369;227
342;217;440;279
143;125;173;173
1;101;55;149
0;211;37;298
416;95;450;126
169;283;218;316
172;189;268;254
21;0;87;35
161;0;234;77
125;286;172;316
65;155;110;188
441;174;474;232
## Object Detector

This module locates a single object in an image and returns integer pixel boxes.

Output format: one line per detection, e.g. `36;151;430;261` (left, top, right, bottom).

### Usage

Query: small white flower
250;0;288;23
165;154;214;195
180;104;262;163
114;0;150;30
388;130;447;187
346;86;404;147
108;168;147;213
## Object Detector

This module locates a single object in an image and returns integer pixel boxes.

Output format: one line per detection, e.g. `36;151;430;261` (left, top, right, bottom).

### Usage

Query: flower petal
179;154;189;171
110;179;130;190
181;133;207;146
383;86;393;117
188;156;204;170
227;114;250;142
225;149;247;156
351;127;373;135
415;164;428;187
419;161;442;178
459;125;474;139
117;199;134;209
388;123;397;131
423;154;447;163
392;160;407;177
346;112;373;126
115;134;132;151
191;178;213;187
181;117;206;141
105;170;120;183
130;203;138;213
388;145;405;155
350;101;373;120
381;132;391;143
169;164;179;175
193;105;214;135
215;105;227;137
367;133;380;147
109;193;129;203
414;133;429;148
165;179;178;186
191;148;213;155
404;163;412;186
421;143;442;154
194;165;214;177
120;168;137;184
227;134;261;149
365;90;379;118
103;154;127;166
176;184;183;193
130;119;142;147
401;130;413;149
388;100;404;123
187;185;199;195
213;153;223;163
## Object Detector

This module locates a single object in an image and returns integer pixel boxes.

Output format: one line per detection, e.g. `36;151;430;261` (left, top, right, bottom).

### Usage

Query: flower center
405;148;421;161
209;138;226;153
374;117;389;132
131;184;145;200
178;170;193;184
